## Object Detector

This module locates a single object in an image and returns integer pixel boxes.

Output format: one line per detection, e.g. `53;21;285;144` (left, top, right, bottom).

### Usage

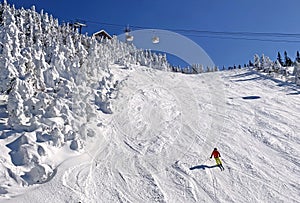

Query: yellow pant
214;157;222;165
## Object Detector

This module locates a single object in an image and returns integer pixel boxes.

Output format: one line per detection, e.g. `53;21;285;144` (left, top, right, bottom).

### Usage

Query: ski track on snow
6;67;300;203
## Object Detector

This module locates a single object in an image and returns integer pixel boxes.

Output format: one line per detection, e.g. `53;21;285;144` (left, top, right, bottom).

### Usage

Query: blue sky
8;0;300;67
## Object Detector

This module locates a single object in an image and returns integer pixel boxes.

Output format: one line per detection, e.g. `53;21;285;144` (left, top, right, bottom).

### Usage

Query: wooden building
93;30;113;41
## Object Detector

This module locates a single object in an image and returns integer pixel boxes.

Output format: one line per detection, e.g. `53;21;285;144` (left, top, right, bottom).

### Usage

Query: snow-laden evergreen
0;1;169;187
293;62;300;85
252;53;299;84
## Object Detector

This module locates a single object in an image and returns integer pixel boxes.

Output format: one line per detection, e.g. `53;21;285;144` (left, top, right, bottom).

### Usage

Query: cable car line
76;19;300;43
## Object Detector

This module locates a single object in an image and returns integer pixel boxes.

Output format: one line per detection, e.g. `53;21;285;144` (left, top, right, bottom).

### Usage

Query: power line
172;29;300;38
77;19;300;43
182;34;300;43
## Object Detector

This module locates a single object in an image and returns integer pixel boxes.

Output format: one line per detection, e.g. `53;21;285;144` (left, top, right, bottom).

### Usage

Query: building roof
93;29;113;40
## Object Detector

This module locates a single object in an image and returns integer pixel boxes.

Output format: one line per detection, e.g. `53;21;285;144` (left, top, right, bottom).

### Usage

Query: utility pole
74;22;86;34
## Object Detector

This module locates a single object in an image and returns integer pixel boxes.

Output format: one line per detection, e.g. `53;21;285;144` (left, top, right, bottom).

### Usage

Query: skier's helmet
214;148;217;151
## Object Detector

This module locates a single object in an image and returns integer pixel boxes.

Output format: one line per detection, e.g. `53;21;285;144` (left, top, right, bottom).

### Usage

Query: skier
210;148;225;171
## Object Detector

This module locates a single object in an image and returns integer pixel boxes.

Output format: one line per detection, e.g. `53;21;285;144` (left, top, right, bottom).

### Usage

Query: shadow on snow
242;96;261;100
189;164;219;170
230;70;300;95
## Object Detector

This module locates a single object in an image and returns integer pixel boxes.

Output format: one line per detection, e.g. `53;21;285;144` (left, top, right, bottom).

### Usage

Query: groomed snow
0;2;299;202
3;66;299;203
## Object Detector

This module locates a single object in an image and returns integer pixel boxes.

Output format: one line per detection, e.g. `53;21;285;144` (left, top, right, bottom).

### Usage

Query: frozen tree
284;51;292;67
296;51;300;63
190;64;197;74
0;2;177;185
277;52;283;66
293;61;300;85
189;64;204;74
253;54;261;70
198;64;204;73
273;60;282;74
260;54;273;73
206;66;212;72
0;2;171;148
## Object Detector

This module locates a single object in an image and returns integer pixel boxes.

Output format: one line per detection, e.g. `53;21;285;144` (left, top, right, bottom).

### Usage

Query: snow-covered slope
0;1;169;192
0;2;300;203
3;66;299;203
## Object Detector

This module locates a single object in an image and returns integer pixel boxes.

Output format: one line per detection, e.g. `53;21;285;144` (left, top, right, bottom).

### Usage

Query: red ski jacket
211;150;220;158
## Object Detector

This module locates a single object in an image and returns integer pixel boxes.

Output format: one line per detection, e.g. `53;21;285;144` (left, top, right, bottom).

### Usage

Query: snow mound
21;163;54;185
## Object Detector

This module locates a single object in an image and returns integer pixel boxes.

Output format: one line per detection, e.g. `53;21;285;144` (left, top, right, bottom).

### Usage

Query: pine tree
273;60;282;73
253;54;261;69
260;54;273;73
199;64;204;73
296;51;300;63
284;51;292;66
248;60;253;67
293;62;300;85
277;52;283;66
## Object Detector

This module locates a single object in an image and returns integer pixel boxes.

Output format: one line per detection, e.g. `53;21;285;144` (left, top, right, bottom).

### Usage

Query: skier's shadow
189;164;218;170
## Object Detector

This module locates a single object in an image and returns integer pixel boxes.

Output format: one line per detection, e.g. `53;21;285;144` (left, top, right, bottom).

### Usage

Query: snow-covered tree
273;60;282;73
253;54;261;70
0;2;173;185
284;51;292;67
260;54;273;73
277;52;283;66
296;51;300;63
293;61;300;85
